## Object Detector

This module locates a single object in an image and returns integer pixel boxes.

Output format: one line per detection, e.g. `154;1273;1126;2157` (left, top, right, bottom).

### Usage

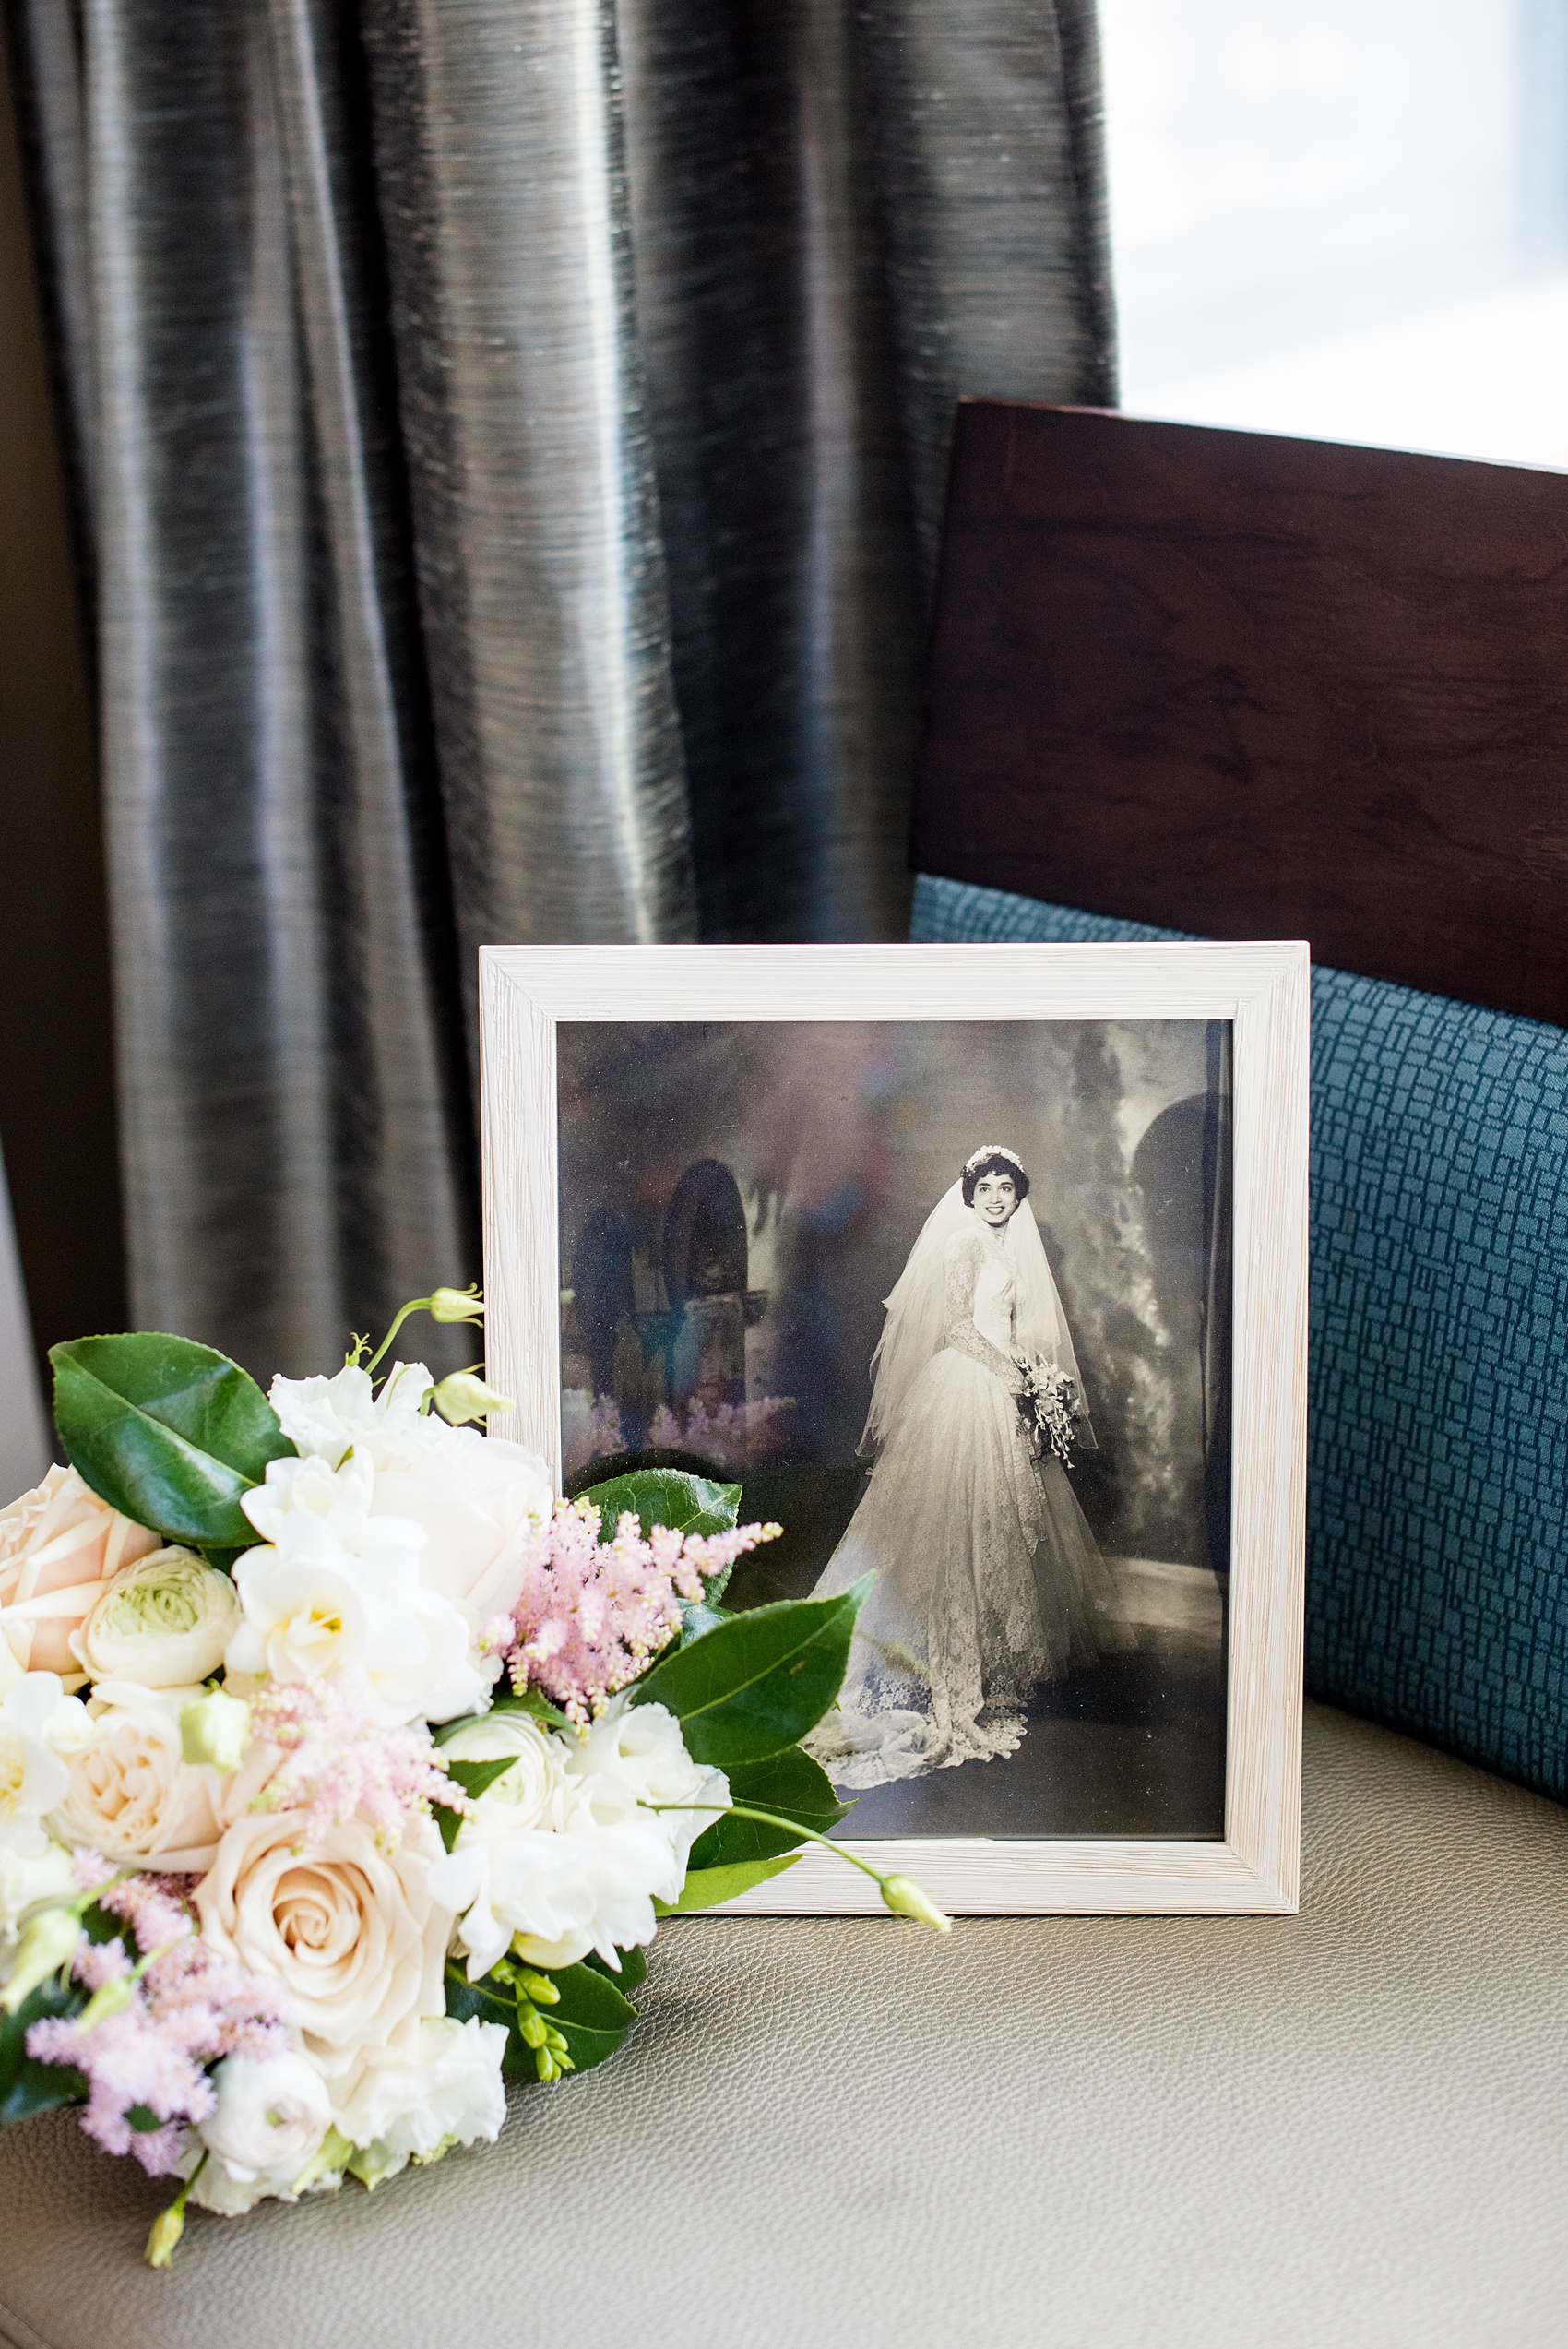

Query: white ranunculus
333;2016;506;2180
439;1712;578;1834
69;1545;240;1690
53;1680;223;1869
195;1808;451;2087
0;1671;89;1833
567;1698;728;1870
197;2050;332;2208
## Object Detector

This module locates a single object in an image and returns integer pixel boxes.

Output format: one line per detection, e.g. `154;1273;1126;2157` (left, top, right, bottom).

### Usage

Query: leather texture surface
913;874;1568;1806
3;1704;1567;2349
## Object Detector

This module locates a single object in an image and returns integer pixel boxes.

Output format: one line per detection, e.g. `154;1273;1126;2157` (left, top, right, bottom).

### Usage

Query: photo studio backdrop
0;0;1115;1410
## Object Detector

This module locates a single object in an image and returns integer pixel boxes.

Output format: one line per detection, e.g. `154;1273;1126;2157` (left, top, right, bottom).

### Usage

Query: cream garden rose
0;1467;161;1687
70;1546;241;1691
195;1808;451;2085
53;1680;223;1869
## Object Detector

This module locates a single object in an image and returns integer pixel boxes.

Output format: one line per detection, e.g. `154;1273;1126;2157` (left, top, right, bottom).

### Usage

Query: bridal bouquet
0;1291;944;2268
1016;1356;1083;1467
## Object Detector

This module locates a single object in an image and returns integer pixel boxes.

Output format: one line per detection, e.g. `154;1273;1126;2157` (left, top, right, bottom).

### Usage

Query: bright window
1100;0;1568;465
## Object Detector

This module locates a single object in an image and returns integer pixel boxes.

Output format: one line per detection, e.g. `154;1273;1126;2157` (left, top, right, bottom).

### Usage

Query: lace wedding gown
806;1221;1128;1790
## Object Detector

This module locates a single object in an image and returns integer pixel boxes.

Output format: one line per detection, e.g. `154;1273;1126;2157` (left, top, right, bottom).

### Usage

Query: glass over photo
557;1019;1232;1842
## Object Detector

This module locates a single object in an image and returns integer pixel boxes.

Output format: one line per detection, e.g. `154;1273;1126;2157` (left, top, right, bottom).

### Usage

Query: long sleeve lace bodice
942;1231;1020;1388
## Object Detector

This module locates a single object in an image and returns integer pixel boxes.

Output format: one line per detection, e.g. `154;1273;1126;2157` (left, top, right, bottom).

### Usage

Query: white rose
53;1681;222;1869
230;1471;489;1726
195;1808;450;2085
195;2051;332;2212
568;1698;728;1869
0;1671;90;1834
69;1546;240;1690
439;1712;578;1834
332;2016;506;2179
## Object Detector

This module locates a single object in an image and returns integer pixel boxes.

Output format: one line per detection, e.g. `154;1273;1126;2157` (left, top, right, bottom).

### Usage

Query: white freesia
568;1697;729;1872
52;1679;222;1870
333;2016;506;2179
0;1671;89;1835
429;1808;686;1978
267;1361;552;1666
0;1833;75;1949
193;2051;332;2213
227;1476;486;1726
69;1545;240;1689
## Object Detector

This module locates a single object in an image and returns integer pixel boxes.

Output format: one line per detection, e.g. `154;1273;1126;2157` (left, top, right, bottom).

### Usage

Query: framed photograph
480;942;1308;1914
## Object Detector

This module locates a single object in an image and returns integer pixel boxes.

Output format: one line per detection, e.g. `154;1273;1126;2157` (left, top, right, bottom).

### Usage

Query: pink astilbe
499;1499;780;1725
26;1874;291;2176
247;1677;457;1850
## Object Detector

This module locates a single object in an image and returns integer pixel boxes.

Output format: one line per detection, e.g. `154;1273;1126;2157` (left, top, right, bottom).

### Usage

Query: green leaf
0;1976;88;2125
50;1333;295;1549
630;1577;871;1766
584;1944;647;1995
577;1468;742;1588
540;1961;639;2074
431;1753;519;1853
689;1747;852;1869
653;1854;800;1914
443;1963;530;2077
677;1598;732;1644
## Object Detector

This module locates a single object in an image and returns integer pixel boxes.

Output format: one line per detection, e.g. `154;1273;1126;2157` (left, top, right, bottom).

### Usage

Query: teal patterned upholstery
911;874;1568;1802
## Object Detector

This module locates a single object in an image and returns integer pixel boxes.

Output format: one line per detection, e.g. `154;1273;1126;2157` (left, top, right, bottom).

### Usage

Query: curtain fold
4;0;1115;1373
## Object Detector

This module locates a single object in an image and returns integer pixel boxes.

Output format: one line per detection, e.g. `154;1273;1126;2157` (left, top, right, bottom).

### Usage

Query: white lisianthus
53;1679;223;1869
568;1698;729;1871
332;2016;506;2181
192;2052;333;2213
429;1805;690;1979
69;1545;240;1690
267;1360;433;1472
226;1494;485;1727
267;1361;552;1670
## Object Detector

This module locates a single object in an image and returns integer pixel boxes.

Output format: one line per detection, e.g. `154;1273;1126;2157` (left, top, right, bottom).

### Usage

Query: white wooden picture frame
480;942;1309;1916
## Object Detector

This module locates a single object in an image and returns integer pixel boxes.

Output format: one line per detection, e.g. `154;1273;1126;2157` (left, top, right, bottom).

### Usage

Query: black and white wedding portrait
556;1017;1232;1843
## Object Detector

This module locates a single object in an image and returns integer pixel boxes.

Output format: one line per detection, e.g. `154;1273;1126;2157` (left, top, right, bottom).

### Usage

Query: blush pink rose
0;1467;162;1687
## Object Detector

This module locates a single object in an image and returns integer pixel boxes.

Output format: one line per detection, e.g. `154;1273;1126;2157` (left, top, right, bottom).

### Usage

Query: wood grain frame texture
480;943;1308;1916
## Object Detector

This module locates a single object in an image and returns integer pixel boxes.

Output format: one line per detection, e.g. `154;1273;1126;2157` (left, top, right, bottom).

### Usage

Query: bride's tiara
964;1144;1026;1174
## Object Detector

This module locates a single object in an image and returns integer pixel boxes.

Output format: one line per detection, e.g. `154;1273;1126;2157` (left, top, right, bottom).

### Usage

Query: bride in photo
807;1146;1129;1791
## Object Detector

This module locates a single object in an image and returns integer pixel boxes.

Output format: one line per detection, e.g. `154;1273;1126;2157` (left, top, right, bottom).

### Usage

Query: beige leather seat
4;1702;1564;2349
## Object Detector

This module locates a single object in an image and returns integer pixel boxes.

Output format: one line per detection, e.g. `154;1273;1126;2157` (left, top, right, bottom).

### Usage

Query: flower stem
649;1801;950;1928
363;1297;431;1376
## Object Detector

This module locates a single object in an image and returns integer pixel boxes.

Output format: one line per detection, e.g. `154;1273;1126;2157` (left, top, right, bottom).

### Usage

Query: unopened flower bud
428;1286;484;1325
879;1874;952;1933
180;1688;251;1771
429;1370;513;1426
517;2006;547;2049
145;2202;185;2269
77;1972;136;2032
1;1903;81;2012
516;1969;559;2005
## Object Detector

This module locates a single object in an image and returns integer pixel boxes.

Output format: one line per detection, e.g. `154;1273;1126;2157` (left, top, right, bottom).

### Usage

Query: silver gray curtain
6;0;1115;1377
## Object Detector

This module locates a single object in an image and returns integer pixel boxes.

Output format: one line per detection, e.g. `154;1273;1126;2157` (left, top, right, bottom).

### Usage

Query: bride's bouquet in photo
1015;1355;1083;1468
0;1290;945;2269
